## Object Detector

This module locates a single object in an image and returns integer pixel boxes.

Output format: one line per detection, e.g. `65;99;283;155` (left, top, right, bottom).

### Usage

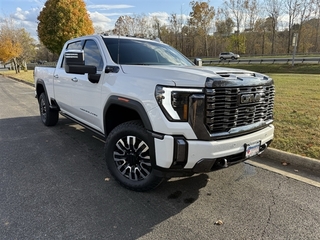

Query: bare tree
314;0;320;51
264;0;283;54
284;0;302;53
243;0;261;30
296;0;315;52
189;0;215;56
223;0;246;34
151;16;162;39
169;13;180;49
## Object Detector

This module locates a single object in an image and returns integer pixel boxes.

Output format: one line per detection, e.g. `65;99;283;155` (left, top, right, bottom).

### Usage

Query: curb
7;76;34;87
261;148;320;172
0;74;34;87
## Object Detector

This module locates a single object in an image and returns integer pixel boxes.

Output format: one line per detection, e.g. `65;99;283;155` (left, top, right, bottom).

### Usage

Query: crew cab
34;35;275;191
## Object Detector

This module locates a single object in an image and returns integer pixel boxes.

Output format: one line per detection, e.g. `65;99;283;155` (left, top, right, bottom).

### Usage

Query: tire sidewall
39;93;49;125
105;121;162;191
39;92;58;126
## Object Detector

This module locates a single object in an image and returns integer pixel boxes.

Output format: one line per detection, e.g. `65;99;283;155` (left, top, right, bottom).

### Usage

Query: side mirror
64;50;97;74
194;58;202;66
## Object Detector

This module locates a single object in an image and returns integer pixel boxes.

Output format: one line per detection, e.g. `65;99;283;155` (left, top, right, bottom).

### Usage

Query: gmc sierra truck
34;35;275;191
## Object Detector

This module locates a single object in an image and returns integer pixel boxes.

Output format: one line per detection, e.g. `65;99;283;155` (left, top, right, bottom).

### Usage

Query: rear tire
39;92;59;126
105;120;163;191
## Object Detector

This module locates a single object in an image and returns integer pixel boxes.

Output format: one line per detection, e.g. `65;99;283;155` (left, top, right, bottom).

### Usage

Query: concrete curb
261;148;320;172
0;74;34;87
7;75;34;87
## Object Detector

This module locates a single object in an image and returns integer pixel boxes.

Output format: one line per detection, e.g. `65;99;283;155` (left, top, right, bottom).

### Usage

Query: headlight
155;85;202;121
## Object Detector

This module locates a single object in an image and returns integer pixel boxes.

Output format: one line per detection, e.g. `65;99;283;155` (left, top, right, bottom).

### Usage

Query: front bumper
154;124;274;174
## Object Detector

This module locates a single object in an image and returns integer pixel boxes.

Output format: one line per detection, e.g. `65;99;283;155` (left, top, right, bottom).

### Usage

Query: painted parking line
246;159;320;188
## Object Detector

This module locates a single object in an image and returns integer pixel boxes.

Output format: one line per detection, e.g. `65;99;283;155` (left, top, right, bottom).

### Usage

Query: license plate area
245;141;261;158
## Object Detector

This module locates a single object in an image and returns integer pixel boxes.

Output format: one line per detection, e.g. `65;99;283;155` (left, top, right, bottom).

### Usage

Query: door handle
54;74;59;78
71;77;78;82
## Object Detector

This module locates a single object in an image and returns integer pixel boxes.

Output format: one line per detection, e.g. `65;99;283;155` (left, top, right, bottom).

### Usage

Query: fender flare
35;79;47;100
35;79;59;110
103;95;153;132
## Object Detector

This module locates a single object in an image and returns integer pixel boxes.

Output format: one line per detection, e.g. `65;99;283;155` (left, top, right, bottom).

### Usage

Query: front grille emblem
240;93;262;104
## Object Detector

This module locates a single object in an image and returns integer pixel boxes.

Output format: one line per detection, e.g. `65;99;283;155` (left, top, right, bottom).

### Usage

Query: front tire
105;120;163;191
38;92;59;126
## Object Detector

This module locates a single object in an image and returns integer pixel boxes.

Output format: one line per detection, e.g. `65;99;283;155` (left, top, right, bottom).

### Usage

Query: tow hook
222;159;228;168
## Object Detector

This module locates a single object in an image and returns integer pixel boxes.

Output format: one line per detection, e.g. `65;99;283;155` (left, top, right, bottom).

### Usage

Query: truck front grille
205;85;275;134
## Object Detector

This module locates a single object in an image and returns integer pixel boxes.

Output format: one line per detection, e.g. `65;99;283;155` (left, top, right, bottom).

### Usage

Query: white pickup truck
34;35;275;191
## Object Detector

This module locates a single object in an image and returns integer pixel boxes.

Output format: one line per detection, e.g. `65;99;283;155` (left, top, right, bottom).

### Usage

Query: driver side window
83;40;104;71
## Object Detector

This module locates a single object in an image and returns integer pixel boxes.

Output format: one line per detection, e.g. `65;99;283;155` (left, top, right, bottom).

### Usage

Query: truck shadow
0;116;209;239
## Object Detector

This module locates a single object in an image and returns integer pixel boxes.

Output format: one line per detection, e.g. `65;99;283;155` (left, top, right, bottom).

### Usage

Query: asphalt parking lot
1;76;320;239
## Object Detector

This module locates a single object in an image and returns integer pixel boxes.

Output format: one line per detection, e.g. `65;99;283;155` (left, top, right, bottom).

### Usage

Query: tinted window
67;41;82;50
83;40;104;71
103;38;193;66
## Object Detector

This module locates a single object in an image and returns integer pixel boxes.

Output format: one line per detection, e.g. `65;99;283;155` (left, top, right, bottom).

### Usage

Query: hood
120;65;271;88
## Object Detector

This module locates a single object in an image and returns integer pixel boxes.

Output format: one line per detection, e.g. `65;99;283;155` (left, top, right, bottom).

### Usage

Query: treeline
1;0;320;69
0;18;57;72
111;0;320;57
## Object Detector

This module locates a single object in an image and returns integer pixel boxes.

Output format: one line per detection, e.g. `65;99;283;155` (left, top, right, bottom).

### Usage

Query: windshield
103;38;194;66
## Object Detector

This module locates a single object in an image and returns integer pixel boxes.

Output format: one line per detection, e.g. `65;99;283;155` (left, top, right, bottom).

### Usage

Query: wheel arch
35;79;60;110
35;79;46;100
103;96;153;136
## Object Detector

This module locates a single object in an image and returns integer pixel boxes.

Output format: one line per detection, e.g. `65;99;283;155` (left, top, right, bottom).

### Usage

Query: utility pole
292;33;298;66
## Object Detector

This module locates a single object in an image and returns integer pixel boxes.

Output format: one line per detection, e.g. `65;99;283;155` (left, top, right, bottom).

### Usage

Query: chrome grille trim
205;85;275;134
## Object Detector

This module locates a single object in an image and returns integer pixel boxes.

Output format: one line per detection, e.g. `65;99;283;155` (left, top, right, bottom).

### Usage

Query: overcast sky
0;0;223;40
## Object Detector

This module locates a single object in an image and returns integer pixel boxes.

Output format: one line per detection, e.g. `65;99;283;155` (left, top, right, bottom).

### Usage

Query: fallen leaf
215;220;224;225
281;162;290;166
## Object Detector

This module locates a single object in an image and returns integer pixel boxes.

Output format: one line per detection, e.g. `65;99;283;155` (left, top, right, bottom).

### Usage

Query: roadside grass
1;64;319;159
210;63;320;74
270;74;320;159
0;70;34;84
212;64;320;159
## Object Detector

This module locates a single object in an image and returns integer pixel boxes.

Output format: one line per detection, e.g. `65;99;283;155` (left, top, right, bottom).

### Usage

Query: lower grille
205;85;275;134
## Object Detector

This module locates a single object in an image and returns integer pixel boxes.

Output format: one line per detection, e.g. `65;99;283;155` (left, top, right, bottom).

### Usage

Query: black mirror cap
65;51;85;65
65;65;97;74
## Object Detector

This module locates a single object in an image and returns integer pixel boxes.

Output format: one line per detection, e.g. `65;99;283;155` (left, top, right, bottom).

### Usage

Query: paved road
1;76;319;239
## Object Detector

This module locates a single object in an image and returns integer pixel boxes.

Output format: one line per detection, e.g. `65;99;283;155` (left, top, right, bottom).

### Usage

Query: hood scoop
217;72;255;78
206;71;273;88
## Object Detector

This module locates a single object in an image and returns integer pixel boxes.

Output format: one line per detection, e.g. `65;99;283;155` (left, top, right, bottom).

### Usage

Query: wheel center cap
127;153;137;165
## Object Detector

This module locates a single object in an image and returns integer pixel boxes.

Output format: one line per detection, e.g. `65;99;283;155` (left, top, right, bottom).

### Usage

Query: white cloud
9;7;40;40
2;4;176;41
87;4;134;10
149;12;170;24
89;11;114;32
